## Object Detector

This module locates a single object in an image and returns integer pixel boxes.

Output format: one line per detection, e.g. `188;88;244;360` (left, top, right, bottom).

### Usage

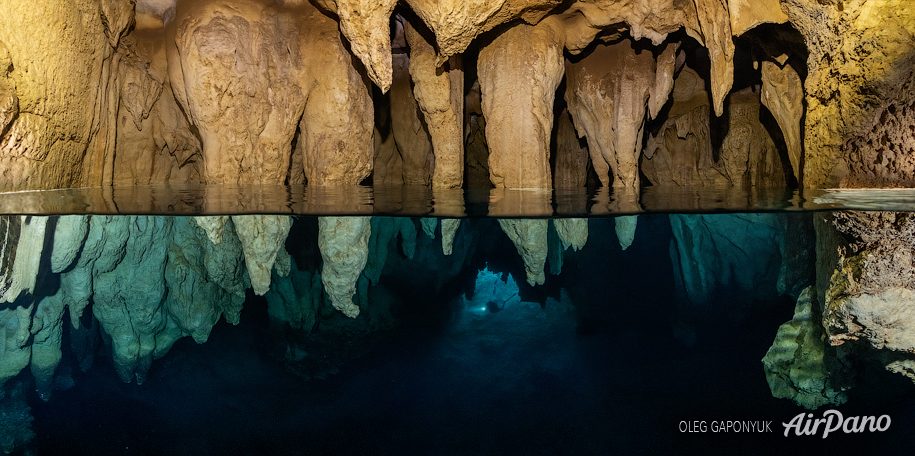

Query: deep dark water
6;214;915;455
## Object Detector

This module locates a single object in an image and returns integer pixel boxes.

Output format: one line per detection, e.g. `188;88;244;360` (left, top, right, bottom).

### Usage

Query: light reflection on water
0;184;902;216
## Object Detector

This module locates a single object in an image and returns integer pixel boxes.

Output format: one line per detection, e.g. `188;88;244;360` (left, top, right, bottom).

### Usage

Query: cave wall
1;0;912;191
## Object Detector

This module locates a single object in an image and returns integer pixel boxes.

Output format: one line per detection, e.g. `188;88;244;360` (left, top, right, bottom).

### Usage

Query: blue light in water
464;264;521;315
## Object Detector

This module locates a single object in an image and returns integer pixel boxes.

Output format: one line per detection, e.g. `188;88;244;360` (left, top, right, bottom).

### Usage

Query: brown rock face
168;0;373;186
404;21;465;188
0;0;133;190
643;67;717;186
478;20;564;189
553;109;590;188
113;30;202;186
783;0;915;187
566;39;655;188
761;58;804;183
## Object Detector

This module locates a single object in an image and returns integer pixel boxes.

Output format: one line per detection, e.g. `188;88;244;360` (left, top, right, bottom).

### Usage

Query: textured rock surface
319;217;371;318
644;77;786;188
498;219;548;286
404;21;465;188
718;88;786;188
816;212;915;379
478;21;564;189
762;287;848;410
670;214;784;304
553;109;590;188
554;218;588;252
783;0;915;187
168;0;373;185
232;215;293;296
643;67;718;186
565;39;655;188
761;58;804;182
0;0;133;190
1;216;48;303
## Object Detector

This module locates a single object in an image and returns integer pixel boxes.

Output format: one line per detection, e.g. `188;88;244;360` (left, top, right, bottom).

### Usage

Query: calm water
1;207;915;454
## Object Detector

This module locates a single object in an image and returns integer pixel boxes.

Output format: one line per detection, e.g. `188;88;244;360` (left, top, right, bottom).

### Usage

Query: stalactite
404;20;465;188
478;20;564;189
318;216;371;318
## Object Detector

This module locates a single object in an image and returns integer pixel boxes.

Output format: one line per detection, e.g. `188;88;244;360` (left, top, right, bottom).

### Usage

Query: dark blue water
2;214;915;455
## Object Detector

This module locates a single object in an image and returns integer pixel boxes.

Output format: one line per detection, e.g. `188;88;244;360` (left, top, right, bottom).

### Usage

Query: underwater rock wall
815;211;915;384
3;0;912;190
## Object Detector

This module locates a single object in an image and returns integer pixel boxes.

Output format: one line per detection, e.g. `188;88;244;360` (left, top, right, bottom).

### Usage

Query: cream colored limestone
761;58;804;182
565;39;655;188
498;219;548;286
319;216;371;318
404;20;465;188
479;21;564;189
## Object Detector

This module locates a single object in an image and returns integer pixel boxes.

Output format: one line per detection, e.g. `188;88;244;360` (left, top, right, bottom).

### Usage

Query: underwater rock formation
670;214;784;305
762;287;849;410
1;216;47;303
319;217;371;318
816;211;915;382
553;218;588;252
233;215;293;296
498;219;548;286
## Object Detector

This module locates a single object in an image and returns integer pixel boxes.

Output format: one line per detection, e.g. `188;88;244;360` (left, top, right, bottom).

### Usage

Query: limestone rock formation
404;21;465;188
384;22;434;186
1;216;48;303
404;0;562;62
816;212;915;381
168;0;373;186
50;216;90;273
319;216;371;318
232;215;293;296
479;21;564;189
0;0;134;190
718;88;786;188
782;0;915;187
670;214;784;304
762;287;848;410
761;57;804;182
614;216;638;251
111;28;203;186
498;219;548;286
643;67;719;186
644;78;786;188
553;218;588;252
441;219;461;256
565;39;655;188
728;0;788;36
553;110;590;189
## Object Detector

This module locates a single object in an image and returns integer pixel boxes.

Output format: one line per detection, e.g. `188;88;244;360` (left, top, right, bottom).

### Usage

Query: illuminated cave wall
1;0;913;191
